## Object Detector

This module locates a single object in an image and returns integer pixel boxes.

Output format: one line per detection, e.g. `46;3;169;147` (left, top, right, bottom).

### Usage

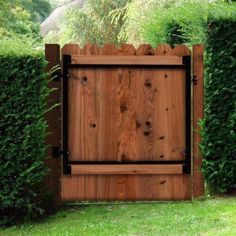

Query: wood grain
116;44;137;162
60;43;192;201
71;55;183;65
193;44;204;198
62;175;190;201
71;164;183;175
135;44;156;161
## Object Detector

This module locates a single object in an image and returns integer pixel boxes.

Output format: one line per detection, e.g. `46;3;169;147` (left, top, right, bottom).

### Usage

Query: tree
45;0;129;46
0;0;51;39
23;0;52;22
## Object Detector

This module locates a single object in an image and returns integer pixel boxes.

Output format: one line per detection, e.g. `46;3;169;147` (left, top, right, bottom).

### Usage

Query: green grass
1;198;236;236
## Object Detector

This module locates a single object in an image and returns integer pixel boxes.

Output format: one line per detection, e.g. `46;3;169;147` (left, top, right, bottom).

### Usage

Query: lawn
1;198;236;236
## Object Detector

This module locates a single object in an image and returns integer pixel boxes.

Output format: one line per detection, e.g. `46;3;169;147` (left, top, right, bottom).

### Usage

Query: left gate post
44;44;61;211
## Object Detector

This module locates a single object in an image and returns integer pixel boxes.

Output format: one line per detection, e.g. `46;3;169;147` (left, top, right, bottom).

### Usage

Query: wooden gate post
44;44;61;210
193;44;204;198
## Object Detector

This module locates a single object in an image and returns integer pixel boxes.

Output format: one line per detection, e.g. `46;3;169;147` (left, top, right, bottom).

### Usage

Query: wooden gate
45;44;204;201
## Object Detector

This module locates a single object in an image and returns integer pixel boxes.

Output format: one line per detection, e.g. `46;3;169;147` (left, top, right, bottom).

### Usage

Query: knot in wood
120;101;127;113
145;80;152;88
143;131;150;136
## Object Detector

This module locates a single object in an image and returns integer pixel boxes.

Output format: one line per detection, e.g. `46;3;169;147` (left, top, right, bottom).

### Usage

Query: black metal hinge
52;146;68;158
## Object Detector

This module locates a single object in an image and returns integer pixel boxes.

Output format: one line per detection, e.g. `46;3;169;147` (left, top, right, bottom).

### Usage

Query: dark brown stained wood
193;44;204;198
71;55;183;65
71;164;183;175
44;44;61;208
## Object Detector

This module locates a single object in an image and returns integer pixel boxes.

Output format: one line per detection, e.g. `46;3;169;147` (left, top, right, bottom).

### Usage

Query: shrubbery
201;18;236;193
0;39;49;225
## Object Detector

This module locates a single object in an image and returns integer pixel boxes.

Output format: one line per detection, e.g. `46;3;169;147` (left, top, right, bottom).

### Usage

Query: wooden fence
45;43;204;204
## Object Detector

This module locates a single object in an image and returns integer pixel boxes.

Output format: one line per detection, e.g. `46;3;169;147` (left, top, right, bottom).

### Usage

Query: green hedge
140;2;208;46
0;40;49;225
201;19;236;193
140;2;236;193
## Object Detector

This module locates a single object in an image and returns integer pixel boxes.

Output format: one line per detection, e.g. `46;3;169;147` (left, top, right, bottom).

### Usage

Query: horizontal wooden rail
71;164;183;175
70;55;183;66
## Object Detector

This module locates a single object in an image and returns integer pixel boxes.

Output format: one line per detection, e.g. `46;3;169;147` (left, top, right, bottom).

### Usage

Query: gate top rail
70;55;184;66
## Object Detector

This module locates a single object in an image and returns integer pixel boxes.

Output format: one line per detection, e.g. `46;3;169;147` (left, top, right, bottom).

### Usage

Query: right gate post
192;44;204;198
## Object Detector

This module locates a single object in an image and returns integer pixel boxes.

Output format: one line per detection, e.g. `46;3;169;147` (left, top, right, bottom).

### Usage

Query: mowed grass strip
1;198;236;236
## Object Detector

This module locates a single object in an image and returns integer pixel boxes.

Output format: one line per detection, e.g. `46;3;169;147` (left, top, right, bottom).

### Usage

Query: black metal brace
183;55;192;174
61;55;192;175
62;55;71;175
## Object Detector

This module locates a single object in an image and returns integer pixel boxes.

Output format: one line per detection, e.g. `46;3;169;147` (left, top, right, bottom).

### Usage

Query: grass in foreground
1;198;236;236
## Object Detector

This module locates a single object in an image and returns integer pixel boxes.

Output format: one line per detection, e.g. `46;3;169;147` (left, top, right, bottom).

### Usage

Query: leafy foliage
47;0;67;9
116;0;188;46
45;0;129;46
0;0;51;39
0;39;49;225
119;0;234;47
23;0;52;23
201;18;236;193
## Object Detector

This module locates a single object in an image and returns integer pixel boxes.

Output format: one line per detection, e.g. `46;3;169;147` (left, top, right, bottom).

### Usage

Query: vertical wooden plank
98;44;119;161
193;44;204;198
44;44;61;210
117;44;137;162
81;44;100;199
70;43;100;161
135;44;156;199
135;44;156;161
154;45;173;161
117;44;137;200
99;44;125;200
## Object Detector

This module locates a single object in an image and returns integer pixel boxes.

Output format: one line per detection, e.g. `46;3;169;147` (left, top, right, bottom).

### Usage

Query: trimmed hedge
201;19;236;193
0;40;49;225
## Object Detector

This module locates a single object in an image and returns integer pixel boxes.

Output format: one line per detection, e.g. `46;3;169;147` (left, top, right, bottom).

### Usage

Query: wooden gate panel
68;68;186;162
68;53;186;162
61;43;193;201
62;174;190;201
